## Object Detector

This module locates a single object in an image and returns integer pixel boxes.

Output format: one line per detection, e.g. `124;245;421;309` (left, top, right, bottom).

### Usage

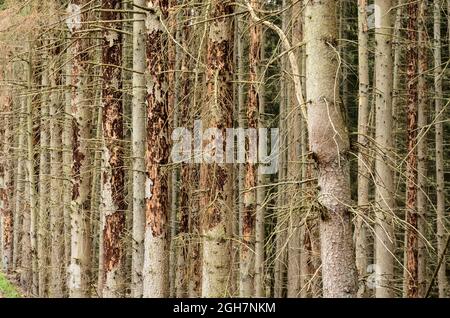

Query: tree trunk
131;0;146;298
374;0;395;298
287;0;303;298
433;0;448;298
101;0;126;298
200;0;234;297
240;0;260;298
142;0;170;298
356;0;370;298
0;89;13;273
404;0;419;298
67;0;92;298
254;26;266;299
304;0;357;298
417;0;428;298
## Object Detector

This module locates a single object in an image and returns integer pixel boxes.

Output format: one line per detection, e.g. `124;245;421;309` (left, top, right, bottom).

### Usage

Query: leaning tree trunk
374;0;395;298
142;0;170;298
304;0;357;298
101;0;126;298
200;0;234;297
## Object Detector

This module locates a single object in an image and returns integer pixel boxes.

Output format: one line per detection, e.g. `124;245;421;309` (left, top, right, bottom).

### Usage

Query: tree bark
304;0;357;298
374;0;395;298
131;0;146;298
417;0;428;298
404;0;419;298
433;0;448;298
101;0;126;298
356;0;370;298
200;0;234;297
142;0;170;298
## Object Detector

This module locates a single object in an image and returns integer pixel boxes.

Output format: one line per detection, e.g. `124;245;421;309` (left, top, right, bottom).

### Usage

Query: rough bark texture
101;0;126;298
240;0;260;298
304;0;357;298
200;0;234;298
142;0;170;298
374;0;395;298
131;0;146;298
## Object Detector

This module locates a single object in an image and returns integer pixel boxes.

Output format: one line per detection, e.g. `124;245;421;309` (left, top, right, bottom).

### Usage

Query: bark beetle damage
103;212;125;271
200;0;233;231
242;1;260;245
405;1;419;298
72;119;85;200
145;0;170;238
0;180;13;249
102;0;126;272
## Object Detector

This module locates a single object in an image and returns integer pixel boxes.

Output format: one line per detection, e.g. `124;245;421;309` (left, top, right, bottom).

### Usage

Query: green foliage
0;272;21;298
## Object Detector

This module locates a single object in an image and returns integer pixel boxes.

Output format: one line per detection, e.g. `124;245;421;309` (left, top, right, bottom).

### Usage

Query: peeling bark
200;0;234;297
101;0;126;298
142;0;170;298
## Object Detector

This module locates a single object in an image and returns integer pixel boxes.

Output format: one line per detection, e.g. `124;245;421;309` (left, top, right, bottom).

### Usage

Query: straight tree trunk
101;0;126;298
200;0;234;297
240;0;260;297
0;90;13;273
254;27;266;299
23;44;37;294
417;0;428;298
405;1;419;298
67;0;92;298
142;0;170;298
38;49;50;297
304;0;357;298
287;0;303;298
356;0;370;298
433;0;448;298
131;0;146;298
374;0;395;298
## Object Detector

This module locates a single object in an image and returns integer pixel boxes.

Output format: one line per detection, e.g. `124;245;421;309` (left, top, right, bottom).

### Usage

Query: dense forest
0;0;448;298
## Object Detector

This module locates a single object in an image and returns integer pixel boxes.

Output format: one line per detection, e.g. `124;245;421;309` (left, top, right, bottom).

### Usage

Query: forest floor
0;271;21;298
